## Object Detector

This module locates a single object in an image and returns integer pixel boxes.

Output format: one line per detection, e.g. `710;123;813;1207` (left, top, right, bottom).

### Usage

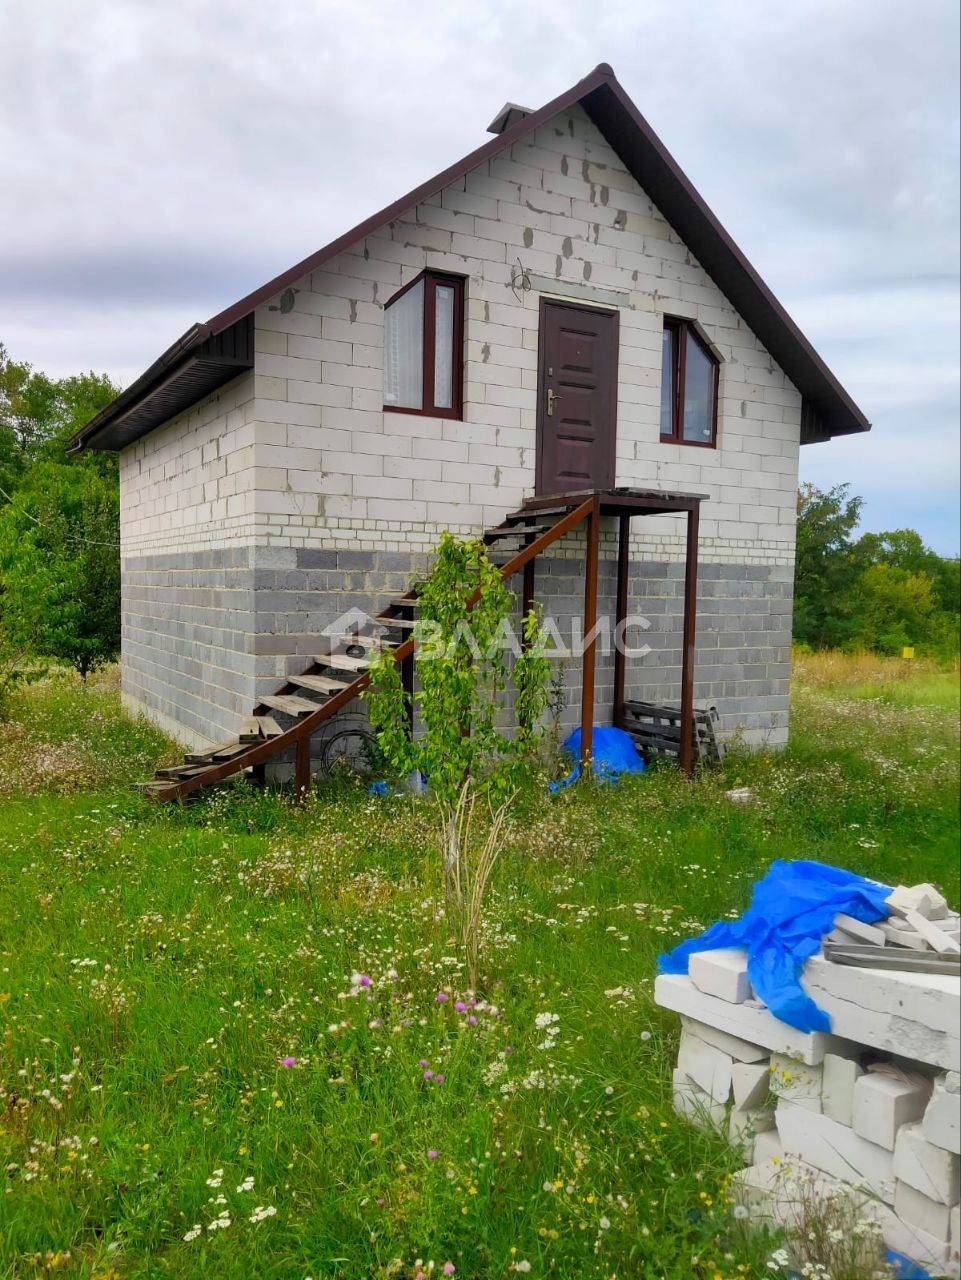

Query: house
70;63;869;793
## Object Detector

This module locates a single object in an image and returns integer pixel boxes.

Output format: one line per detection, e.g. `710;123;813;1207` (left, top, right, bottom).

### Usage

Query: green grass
0;664;958;1279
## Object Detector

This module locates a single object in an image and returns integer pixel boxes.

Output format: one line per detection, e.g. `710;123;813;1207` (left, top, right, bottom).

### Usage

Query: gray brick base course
123;542;792;751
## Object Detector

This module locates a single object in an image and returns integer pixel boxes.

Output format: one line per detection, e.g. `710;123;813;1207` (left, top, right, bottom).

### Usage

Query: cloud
1;0;957;551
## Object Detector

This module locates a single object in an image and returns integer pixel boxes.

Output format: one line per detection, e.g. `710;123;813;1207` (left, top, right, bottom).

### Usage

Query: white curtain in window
433;284;455;409
383;279;424;409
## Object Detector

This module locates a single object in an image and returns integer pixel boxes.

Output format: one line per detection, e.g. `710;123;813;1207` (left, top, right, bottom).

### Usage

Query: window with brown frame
659;319;719;447
383;270;465;419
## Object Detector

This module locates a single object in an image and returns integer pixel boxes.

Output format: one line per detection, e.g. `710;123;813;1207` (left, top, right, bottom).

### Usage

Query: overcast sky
2;0;958;552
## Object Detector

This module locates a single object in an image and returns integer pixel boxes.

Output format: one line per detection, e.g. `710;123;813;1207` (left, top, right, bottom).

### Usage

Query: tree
0;462;120;678
365;533;551;986
793;483;864;649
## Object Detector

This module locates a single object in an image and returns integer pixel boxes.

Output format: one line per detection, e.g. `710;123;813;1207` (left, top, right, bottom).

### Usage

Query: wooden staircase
140;499;595;802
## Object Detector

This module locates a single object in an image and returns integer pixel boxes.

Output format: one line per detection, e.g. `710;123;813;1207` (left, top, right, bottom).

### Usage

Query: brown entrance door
536;300;618;495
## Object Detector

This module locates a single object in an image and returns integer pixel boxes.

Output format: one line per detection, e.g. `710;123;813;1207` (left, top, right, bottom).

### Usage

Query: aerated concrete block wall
118;102;801;748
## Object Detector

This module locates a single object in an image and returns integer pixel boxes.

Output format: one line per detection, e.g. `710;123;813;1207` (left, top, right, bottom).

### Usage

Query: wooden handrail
156;498;596;801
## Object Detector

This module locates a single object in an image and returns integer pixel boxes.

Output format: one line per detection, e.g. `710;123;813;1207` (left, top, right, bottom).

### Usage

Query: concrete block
777;1100;896;1202
905;910;961;955
655;975;842;1065
801;955;960;1072
672;1068;726;1131
923;1074;961;1155
732;1061;772;1111
822;1051;864;1127
887;884;948;919
753;1126;786;1169
894;1123;961;1205
896;1180;954;1241
679;1016;769;1063
832;912;886;945
677;1029;734;1102
853;1073;929;1150
882;1208;953;1274
952;1203;960;1268
769;1053;823;1112
728;1107;775;1161
689;948;752;1004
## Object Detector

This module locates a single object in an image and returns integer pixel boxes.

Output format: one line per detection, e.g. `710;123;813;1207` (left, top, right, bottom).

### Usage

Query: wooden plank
255;715;283;738
212;742;254;761
184;739;238;764
239;717;261;742
290;673;349;694
376;615;417;630
260;694;323;715
322;654;370;673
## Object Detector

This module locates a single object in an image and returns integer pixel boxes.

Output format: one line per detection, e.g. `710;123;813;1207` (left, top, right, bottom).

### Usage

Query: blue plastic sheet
548;726;646;792
658;859;891;1033
885;1250;934;1278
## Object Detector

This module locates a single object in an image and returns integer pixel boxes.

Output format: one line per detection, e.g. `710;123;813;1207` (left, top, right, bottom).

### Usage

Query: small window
659;319;719;447
383;271;464;418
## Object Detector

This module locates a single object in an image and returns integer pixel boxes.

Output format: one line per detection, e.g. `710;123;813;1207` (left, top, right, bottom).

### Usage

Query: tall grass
0;661;957;1278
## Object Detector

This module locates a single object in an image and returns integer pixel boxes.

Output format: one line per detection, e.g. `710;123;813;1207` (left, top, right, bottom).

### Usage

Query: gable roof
70;62;870;453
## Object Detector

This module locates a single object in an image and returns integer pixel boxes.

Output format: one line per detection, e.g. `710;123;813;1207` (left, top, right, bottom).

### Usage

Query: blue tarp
658;859;891;1033
885;1251;934;1278
549;726;646;792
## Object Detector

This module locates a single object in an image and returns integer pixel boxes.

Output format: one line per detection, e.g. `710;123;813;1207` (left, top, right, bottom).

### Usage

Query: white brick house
71;64;868;761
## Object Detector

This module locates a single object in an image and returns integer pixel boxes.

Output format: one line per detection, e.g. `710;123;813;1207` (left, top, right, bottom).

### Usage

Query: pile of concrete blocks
830;883;961;956
655;937;961;1278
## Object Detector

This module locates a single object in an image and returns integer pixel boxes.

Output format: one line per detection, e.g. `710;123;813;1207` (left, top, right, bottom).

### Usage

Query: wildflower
435;1073;444;1084
598;1216;610;1230
605;1086;614;1095
236;1176;255;1193
281;1056;296;1067
640;1031;652;1042
733;1204;749;1220
443;1266;455;1276
467;1016;477;1025
427;1150;439;1159
515;1263;531;1274
249;1204;277;1224
423;1070;434;1080
436;992;448;1003
183;1224;202;1242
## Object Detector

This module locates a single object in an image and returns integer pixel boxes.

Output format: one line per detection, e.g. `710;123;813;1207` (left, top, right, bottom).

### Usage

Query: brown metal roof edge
69;64;615;453
68;321;212;452
71;60;870;451
200;65;617;335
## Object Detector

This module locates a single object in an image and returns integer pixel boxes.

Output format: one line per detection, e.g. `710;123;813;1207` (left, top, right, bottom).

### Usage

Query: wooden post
295;733;311;800
522;557;535;633
612;512;630;727
679;503;700;775
579;497;601;775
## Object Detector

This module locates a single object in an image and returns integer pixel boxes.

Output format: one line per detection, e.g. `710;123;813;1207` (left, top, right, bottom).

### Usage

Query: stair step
256;715;283;738
184;739;239;764
260;694;325;715
155;764;214;780
319;653;370;674
388;598;421;611
289;673;350;694
484;523;549;542
376;614;417;630
212;741;255;761
239;717;261;742
330;633;399;650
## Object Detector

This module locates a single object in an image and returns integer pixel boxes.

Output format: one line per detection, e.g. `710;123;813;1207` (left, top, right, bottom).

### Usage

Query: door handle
546;387;555;417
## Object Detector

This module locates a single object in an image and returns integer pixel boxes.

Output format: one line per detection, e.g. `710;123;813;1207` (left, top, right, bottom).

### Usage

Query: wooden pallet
620;699;724;764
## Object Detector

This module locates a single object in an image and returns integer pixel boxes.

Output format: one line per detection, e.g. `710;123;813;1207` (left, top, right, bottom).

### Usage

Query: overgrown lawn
0;659;958;1279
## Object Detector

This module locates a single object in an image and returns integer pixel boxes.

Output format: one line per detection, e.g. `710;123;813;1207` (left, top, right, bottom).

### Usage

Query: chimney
486;102;534;135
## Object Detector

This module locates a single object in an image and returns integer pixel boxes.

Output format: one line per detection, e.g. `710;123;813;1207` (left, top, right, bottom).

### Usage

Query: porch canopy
517;487;707;774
